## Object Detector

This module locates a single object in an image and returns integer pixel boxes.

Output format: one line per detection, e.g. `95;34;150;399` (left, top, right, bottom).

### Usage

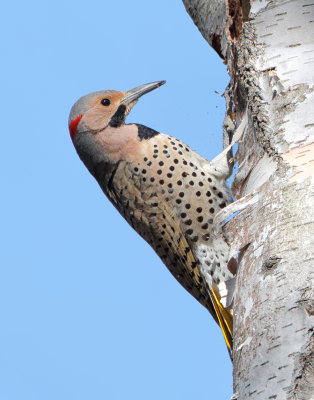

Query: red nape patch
69;115;83;141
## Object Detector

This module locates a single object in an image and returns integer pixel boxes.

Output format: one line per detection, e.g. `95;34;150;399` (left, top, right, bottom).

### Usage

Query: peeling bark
182;0;314;399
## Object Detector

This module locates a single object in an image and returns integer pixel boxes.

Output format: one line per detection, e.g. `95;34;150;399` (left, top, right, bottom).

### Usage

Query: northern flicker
69;81;235;354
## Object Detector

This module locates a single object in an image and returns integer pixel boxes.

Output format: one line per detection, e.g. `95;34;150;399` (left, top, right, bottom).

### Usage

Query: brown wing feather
141;196;233;351
104;161;233;351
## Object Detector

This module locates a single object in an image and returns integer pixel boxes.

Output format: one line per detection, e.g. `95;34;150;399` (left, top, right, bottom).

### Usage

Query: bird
68;81;235;355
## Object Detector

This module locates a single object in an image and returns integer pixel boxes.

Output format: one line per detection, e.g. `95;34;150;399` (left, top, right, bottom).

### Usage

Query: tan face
69;81;165;140
82;91;131;132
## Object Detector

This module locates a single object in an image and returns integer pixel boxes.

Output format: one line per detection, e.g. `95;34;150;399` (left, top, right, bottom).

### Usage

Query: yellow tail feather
209;288;233;354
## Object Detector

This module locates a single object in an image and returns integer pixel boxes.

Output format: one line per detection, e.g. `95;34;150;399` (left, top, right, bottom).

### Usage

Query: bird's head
68;80;165;175
68;81;165;142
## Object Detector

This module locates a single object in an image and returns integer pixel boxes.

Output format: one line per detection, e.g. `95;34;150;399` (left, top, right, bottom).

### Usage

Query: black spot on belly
136;124;160;140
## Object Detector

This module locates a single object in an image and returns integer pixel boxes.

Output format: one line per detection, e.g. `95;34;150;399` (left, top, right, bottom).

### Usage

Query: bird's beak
121;81;166;105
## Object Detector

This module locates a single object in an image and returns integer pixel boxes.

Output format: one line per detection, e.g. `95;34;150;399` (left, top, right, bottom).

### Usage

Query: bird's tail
209;288;233;357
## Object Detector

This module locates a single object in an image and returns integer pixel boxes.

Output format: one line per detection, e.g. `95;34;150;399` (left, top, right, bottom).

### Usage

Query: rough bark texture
182;1;314;399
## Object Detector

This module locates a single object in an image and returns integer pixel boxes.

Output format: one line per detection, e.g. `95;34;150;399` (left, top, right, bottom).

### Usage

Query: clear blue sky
0;1;231;399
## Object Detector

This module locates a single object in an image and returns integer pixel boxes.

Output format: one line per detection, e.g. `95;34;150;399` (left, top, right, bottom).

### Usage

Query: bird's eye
101;98;111;106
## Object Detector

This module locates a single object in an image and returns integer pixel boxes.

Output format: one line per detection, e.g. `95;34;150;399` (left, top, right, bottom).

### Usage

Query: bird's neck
74;124;140;177
98;124;140;162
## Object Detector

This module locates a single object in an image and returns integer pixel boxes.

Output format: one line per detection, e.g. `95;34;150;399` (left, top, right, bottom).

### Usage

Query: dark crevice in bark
228;257;238;275
228;0;251;40
262;256;281;273
291;329;314;399
210;33;223;59
241;0;250;22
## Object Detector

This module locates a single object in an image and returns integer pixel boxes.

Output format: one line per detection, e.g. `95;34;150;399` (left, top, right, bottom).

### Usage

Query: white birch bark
182;1;314;399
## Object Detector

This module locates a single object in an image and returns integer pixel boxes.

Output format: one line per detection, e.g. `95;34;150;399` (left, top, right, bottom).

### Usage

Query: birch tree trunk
182;1;314;399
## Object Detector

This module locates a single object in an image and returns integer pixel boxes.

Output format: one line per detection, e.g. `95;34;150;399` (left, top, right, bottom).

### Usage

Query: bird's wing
105;162;233;352
146;194;233;352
